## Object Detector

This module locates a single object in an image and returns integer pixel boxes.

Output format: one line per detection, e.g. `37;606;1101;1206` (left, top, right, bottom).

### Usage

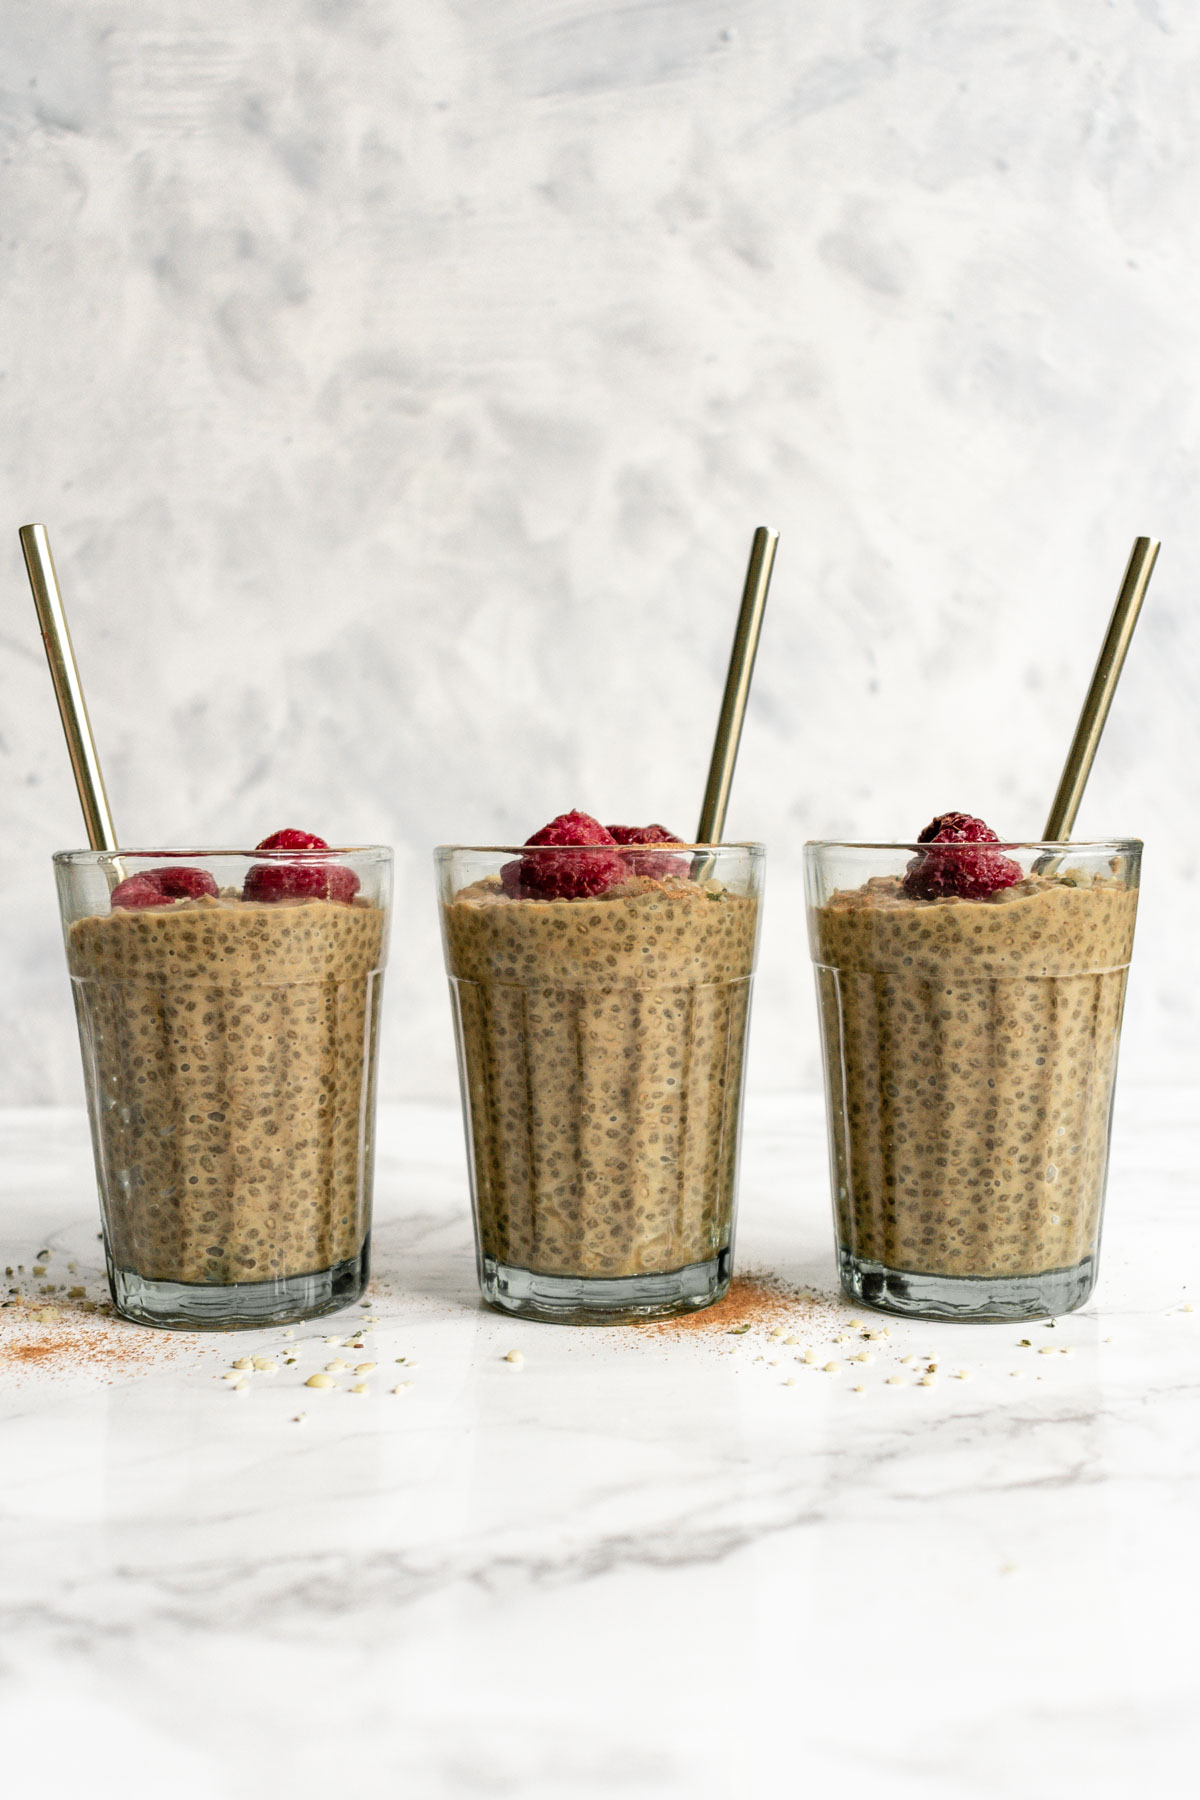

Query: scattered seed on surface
325;1359;347;1373
349;1383;369;1395
917;1376;936;1387
292;1413;306;1423
802;1349;817;1364
305;1374;335;1390
1037;1346;1057;1356
885;1375;905;1386
324;1336;342;1346
391;1382;414;1394
32;1266;46;1277
783;1335;799;1346
354;1361;377;1374
953;1370;972;1381
252;1357;277;1372
233;1379;249;1393
852;1384;865;1394
503;1349;524;1364
853;1352;874;1364
232;1358;252;1371
900;1355;916;1366
783;1378;795;1387
822;1362;840;1374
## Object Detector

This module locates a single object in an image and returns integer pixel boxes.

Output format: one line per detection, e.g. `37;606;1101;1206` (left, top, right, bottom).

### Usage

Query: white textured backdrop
1;1;1197;1106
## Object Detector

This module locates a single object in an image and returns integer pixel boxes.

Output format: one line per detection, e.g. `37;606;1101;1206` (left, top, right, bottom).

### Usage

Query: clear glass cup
55;845;392;1329
437;842;765;1324
805;840;1141;1321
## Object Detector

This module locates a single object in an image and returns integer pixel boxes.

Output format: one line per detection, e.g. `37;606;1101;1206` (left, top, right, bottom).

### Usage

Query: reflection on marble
1;1088;1197;1796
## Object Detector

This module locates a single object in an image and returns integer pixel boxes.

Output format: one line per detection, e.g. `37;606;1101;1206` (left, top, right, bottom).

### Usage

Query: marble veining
1;1087;1197;1795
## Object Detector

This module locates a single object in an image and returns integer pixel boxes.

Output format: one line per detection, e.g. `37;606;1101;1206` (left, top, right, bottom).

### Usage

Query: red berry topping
255;828;329;852
154;866;220;901
243;862;360;905
606;823;683;846
111;867;218;909
903;812;1023;901
111;873;172;910
606;823;689;881
916;812;998;846
516;811;627;901
526;811;614;848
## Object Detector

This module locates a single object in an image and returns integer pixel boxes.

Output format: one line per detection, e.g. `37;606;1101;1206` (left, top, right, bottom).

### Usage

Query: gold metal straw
1042;535;1160;841
20;523;119;853
696;525;779;843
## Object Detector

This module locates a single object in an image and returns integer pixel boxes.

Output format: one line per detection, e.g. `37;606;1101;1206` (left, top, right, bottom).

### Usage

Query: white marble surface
1;1086;1197;1797
2;2;1199;1107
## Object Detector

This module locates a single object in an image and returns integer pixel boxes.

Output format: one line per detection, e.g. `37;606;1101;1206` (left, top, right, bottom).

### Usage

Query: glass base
107;1239;370;1331
479;1247;732;1325
839;1248;1096;1322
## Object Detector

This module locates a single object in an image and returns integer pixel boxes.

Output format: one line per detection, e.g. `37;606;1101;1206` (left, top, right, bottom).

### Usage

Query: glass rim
435;840;765;856
53;844;393;864
804;838;1141;854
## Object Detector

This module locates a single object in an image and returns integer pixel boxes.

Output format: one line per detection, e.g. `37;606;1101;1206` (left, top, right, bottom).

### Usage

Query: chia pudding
807;836;1140;1317
58;841;390;1327
438;825;762;1319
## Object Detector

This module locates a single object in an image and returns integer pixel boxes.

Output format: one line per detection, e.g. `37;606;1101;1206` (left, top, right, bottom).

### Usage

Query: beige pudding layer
68;894;387;1285
811;873;1138;1279
442;875;760;1280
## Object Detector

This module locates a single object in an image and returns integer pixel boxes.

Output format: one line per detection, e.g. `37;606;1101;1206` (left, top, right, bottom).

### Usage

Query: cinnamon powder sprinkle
0;1297;202;1383
633;1273;841;1342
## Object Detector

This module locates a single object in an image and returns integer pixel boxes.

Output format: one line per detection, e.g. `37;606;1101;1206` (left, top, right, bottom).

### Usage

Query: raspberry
605;824;683;846
243;862;360;905
915;812;998;846
517;811;627;901
903;812;1022;901
111;867;218;909
526;811;614;848
606;823;689;881
255;828;329;852
154;866;220;901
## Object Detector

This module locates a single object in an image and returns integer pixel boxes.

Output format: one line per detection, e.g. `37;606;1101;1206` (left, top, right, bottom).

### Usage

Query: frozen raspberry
915;812;998;846
606;823;689;881
526;811;615;848
111;867;218;909
243;861;360;905
111;873;172;909
499;860;525;898
255;828;329;852
153;866;219;901
605;823;683;846
904;812;1022;901
517;811;627;901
